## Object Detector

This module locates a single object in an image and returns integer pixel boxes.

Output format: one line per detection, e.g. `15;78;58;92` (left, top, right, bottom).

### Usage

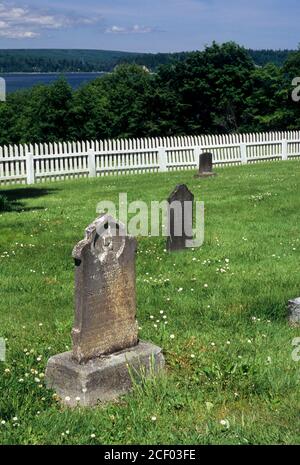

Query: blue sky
0;0;299;52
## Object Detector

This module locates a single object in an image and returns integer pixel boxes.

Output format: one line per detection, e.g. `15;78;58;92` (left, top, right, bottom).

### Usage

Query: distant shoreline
1;71;108;75
3;72;109;94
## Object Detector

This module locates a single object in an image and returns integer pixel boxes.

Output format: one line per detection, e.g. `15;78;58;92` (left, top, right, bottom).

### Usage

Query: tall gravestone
166;184;194;252
46;214;164;407
72;215;138;362
195;152;216;177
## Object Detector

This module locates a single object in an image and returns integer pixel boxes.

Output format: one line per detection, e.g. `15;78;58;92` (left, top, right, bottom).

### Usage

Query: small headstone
166;184;194;252
45;214;164;406
288;298;300;325
195;152;217;177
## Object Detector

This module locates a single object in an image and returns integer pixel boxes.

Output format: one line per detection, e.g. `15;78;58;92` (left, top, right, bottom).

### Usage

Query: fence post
194;146;202;167
158;147;167;172
282;139;288;161
26;151;35;185
240;143;247;165
88;148;96;178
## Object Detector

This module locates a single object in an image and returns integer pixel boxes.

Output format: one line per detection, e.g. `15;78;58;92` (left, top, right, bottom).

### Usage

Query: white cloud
105;24;155;34
0;2;102;39
0;29;39;39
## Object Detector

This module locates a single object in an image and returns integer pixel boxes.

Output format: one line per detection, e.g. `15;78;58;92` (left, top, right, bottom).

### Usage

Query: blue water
1;72;106;94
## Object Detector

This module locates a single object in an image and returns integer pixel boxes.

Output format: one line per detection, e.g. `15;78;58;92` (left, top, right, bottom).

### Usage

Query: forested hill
247;49;292;67
0;48;294;73
1;42;300;146
0;49;187;73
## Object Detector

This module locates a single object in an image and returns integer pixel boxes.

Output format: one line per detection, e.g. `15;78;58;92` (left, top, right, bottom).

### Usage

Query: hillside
0;48;294;73
247;49;292;67
0;49;187;73
1;161;299;444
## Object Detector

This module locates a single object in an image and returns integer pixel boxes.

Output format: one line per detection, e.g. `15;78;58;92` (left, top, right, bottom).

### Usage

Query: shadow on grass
0;187;59;212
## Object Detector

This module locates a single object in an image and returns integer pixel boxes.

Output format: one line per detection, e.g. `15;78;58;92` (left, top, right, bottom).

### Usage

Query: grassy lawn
0;161;300;445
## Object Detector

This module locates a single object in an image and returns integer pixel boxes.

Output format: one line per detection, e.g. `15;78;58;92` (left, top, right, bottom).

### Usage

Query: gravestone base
45;341;165;407
287;298;300;325
194;171;217;178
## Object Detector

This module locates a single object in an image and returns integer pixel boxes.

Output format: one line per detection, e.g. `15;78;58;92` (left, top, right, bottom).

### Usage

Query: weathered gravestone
195;152;216;177
71;215;138;362
287;298;300;325
166;184;194;252
45;214;164;406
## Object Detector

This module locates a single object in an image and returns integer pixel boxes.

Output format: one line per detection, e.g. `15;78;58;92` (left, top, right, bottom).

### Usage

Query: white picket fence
1;130;300;185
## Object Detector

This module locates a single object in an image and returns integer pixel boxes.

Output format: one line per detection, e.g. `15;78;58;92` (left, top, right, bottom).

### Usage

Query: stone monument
166;184;194;252
195;152;216;177
45;214;164;406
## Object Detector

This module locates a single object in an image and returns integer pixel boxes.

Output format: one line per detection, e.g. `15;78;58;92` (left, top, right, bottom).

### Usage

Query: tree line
0;42;300;146
0;47;293;73
0;49;188;73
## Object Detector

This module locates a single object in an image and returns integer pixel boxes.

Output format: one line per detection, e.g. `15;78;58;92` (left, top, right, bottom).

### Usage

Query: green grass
0;161;300;445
